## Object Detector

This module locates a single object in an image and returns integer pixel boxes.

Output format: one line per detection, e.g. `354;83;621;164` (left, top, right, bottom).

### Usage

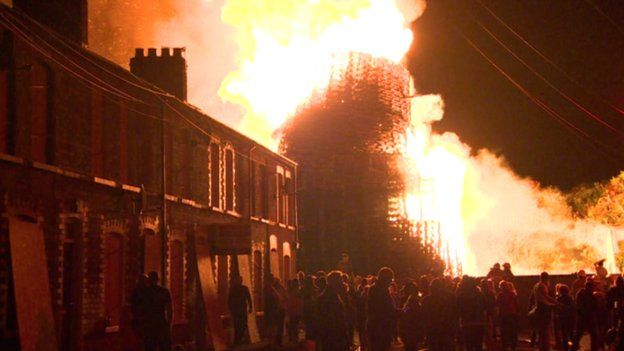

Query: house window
252;161;265;218
261;164;269;219
169;240;184;324
225;148;235;212
285;170;295;226
210;143;221;209
269;235;279;276
282;242;291;282
0;68;7;154
29;63;49;163
104;232;123;327
276;166;285;224
102;100;120;180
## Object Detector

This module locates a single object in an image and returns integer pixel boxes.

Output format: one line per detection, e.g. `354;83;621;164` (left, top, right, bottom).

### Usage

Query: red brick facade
0;4;297;350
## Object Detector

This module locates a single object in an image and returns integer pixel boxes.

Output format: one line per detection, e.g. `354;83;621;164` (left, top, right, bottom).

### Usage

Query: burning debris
280;52;448;273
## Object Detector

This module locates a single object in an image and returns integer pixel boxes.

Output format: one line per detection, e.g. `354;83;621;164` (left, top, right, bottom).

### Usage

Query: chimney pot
130;46;188;101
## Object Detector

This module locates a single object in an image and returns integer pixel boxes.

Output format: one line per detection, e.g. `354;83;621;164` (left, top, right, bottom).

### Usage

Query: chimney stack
13;0;88;46
130;47;188;101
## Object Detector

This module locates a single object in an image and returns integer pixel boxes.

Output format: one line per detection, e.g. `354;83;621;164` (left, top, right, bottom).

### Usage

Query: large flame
219;0;418;149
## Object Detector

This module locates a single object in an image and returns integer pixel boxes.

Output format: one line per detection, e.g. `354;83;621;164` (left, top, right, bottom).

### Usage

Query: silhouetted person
486;263;503;284
125;274;149;350
130;274;150;334
300;275;319;347
572;270;587;301
595;259;608;291
366;267;397;351
286;279;303;344
142;271;173;351
607;276;624;351
337;253;353;275
497;281;519;351
228;275;252;346
502;262;514;282
480;279;496;351
457;276;486;351
572;280;598;351
317;271;350;351
264;274;285;347
422;278;456;351
555;284;575;351
532;272;557;351
399;281;423;351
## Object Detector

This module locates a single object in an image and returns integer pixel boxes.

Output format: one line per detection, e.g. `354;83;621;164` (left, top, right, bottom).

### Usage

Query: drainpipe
160;104;167;286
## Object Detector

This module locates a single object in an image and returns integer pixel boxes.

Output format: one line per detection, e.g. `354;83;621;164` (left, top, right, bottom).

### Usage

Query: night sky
408;0;624;190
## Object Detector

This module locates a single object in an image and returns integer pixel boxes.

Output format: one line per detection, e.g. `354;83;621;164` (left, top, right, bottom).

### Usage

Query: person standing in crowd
142;272;173;351
480;279;497;350
227;275;252;346
285;279;303;345
497;281;519;351
356;276;371;351
594;260;609;291
274;278;288;347
532;272;558;351
317;271;350;351
366;267;397;351
555;284;575;351
337;253;353;275
457;276;486;351
264;274;284;348
300;275;318;350
422;278;457;351
487;263;504;284
502;263;514;282
130;274;150;349
607;275;624;351
572;280;598;351
399;281;422;351
572;270;587;301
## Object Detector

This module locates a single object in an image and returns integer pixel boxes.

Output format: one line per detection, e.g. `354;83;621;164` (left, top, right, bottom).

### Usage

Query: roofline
0;3;297;167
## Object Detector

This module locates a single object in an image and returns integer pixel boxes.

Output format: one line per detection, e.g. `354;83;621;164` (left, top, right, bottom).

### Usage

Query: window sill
105;326;120;334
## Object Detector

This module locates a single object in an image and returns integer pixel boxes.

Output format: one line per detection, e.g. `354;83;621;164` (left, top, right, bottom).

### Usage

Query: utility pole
160;106;168;287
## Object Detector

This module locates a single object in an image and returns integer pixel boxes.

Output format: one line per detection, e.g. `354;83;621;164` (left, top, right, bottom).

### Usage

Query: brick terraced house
0;1;298;350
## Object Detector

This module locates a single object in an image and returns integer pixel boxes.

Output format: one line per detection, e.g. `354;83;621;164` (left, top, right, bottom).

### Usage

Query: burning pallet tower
281;53;442;273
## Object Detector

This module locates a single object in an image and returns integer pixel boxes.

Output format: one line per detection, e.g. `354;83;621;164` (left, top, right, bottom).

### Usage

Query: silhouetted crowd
527;260;624;351
255;258;624;351
256;259;516;351
129;257;624;351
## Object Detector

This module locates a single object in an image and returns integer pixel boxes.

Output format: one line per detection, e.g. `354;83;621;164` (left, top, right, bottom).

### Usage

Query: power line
584;0;624;37
472;18;624;136
475;0;624;118
455;26;622;163
0;8;289;166
0;12;143;104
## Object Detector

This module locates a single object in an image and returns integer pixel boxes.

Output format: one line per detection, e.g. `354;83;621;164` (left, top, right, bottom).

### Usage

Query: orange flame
219;0;417;149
